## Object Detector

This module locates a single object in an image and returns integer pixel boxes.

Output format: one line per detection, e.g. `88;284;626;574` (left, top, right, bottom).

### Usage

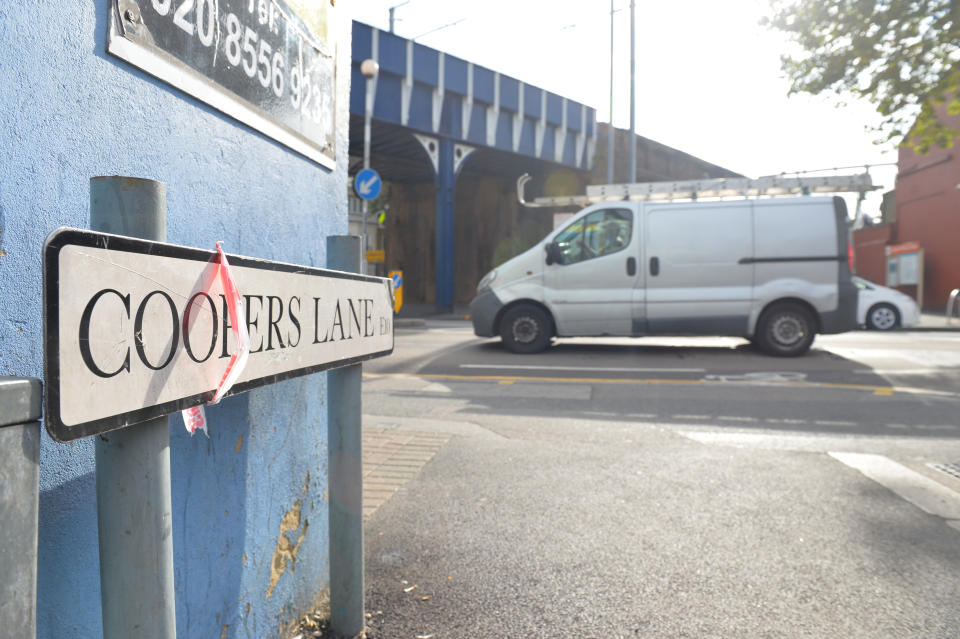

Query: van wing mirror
545;242;561;265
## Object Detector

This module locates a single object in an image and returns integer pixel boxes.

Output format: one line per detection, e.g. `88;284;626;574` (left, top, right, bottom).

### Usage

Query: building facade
854;110;960;310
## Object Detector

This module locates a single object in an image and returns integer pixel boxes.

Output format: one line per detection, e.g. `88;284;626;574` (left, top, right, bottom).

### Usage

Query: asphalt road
357;325;960;638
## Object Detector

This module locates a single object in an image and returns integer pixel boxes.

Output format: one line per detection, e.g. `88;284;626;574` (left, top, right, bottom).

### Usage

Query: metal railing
0;376;42;639
948;289;960;325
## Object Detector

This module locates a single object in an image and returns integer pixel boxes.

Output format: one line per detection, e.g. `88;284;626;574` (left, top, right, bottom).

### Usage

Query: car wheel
754;303;816;357
500;305;552;354
866;303;900;331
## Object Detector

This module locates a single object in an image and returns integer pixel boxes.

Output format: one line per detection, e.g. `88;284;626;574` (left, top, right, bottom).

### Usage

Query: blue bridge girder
350;21;597;311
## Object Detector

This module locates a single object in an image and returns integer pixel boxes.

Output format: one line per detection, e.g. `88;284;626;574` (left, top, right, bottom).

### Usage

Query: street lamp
360;58;379;271
389;1;411;33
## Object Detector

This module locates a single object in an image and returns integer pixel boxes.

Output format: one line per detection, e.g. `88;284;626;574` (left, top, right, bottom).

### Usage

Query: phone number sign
108;0;336;168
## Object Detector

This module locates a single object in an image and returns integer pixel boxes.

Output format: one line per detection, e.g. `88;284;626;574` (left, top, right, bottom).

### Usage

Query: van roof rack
517;173;880;208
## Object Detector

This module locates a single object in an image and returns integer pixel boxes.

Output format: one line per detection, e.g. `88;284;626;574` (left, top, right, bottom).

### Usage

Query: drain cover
928;463;960;481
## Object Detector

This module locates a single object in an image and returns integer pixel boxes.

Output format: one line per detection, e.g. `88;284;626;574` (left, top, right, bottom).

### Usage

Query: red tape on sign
181;243;250;437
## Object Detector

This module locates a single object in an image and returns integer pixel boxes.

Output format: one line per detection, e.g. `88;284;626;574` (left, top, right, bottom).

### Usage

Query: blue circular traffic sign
354;168;382;201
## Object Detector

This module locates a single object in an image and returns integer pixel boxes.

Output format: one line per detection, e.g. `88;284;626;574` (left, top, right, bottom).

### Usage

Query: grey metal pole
90;177;176;639
608;0;615;184
629;0;637;182
327;235;365;638
362;76;375;273
0;376;42;639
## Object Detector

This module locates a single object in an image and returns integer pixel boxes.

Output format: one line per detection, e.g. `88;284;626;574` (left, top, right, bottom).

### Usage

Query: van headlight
477;268;498;293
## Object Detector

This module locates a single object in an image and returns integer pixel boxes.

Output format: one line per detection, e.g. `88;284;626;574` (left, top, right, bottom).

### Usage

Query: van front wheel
500;305;551;354
754;303;816;357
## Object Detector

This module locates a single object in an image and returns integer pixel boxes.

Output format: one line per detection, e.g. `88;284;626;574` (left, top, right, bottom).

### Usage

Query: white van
470;196;858;356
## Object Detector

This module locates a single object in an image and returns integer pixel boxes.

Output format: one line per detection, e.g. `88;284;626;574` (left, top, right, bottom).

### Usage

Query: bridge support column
416;135;475;314
435;137;456;313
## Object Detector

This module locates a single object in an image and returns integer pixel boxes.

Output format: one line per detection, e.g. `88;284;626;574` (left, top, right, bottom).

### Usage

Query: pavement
915;311;960;330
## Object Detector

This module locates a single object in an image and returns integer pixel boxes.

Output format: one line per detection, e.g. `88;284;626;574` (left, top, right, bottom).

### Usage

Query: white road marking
829;452;960;520
459;364;705;373
705;371;807;383
717;416;758;422
915;424;958;431
672;414;711;420
814;420;858;427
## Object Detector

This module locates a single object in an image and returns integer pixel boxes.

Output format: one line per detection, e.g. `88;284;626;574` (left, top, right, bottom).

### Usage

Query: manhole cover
928;463;960;481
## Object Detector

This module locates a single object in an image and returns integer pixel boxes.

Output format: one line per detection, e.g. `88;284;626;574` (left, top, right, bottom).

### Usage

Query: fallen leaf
421;596;431;601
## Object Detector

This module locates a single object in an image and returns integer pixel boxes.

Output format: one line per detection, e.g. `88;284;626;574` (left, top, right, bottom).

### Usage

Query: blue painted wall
0;3;351;638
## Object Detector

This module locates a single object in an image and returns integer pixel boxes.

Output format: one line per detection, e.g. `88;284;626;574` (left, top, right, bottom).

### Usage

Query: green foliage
764;0;960;152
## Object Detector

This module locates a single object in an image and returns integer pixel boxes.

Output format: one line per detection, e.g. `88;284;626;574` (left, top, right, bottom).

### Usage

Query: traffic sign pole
355;168;382;276
327;236;365;637
90;177;177;639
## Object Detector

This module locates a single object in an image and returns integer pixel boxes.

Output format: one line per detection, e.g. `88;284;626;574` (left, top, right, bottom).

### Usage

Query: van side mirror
545;242;561;266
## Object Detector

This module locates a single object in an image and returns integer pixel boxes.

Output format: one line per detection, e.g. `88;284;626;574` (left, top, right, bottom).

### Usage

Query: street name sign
43;228;393;442
107;0;337;168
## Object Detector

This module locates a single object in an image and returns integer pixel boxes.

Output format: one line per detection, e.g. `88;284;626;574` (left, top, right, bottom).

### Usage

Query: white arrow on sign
357;175;379;197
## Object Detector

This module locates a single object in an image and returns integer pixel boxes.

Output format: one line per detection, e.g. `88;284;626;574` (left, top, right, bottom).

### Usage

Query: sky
350;0;900;218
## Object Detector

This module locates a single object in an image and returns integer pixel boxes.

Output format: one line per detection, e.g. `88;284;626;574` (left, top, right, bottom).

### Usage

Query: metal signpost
355;167;382;271
0;377;42;639
43;177;394;639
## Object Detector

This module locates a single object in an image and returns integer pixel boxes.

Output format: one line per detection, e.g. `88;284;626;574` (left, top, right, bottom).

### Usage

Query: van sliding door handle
649;256;660;276
626;257;637;276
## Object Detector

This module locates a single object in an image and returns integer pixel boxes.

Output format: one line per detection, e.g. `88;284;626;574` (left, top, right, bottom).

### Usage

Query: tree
764;0;960;152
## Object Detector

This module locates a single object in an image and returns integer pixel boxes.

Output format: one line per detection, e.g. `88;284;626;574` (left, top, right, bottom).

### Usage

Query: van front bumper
469;290;504;337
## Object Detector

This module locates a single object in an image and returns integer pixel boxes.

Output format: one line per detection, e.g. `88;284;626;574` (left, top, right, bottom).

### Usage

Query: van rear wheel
500;304;551;354
754;303;816;357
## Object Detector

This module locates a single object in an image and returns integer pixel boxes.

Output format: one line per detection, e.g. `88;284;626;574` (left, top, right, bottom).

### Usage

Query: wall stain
235;434;244;453
219;624;229;639
265;496;309;599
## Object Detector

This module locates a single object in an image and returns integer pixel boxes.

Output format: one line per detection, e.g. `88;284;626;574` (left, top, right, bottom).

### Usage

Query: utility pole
361;58;380;272
608;0;615;184
629;0;636;183
389;1;411;33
